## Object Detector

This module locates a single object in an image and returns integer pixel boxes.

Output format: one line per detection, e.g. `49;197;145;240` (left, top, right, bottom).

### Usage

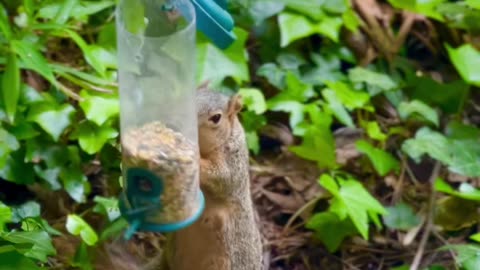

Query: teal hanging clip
191;0;236;49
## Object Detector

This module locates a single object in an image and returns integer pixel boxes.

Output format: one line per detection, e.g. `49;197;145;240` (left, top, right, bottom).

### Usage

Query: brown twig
409;162;441;270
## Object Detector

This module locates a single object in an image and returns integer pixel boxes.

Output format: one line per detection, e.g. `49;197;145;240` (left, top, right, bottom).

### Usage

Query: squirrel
159;84;263;270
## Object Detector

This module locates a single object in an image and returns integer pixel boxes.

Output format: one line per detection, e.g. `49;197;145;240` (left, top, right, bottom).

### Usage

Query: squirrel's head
196;84;243;157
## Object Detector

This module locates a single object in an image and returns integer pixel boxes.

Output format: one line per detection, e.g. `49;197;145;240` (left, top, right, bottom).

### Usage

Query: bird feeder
115;0;236;238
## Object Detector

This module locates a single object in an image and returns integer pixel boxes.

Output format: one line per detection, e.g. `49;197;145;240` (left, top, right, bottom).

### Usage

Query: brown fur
161;86;263;270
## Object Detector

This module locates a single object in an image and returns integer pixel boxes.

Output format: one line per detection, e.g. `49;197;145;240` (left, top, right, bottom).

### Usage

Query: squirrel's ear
227;94;243;116
197;80;210;91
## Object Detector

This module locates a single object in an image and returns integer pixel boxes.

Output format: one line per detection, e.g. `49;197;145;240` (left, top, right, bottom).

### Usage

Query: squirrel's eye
209;113;222;124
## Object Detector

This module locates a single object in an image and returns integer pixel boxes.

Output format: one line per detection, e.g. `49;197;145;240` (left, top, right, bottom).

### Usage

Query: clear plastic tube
116;0;203;235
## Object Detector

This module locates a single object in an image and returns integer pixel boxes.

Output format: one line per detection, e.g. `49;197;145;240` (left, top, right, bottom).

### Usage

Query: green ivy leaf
363;121;387;142
0;2;12;40
435;178;480;201
402;127;480;177
53;0;77;24
11;201;41;223
0;128;20;167
398;100;439;127
11;40;56;84
320;175;387;239
27;102;75;141
466;0;480;9
401;127;452;165
0;150;35;185
38;1;116;21
322;89;354;128
306;212;358;252
72;121;118;155
257;63;286;89
278;12;342;47
325;81;371;110
1;231;56;262
0;251;42;270
267;100;305;130
197;27;249;85
93;196;120;222
446;44;480;87
383;202;421;230
2;52;20;123
290;125;337;169
441;244;480;270
60;162;89;203
79;91;119;126
66;214;98;246
0;202;12;230
238;88;267;114
470;233;480;243
245;131;260;155
356;140;400;176
348;67;398;95
302;53;345;86
387;0;446;21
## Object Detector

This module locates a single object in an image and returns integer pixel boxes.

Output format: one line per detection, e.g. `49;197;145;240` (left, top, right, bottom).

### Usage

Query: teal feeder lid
191;0;236;49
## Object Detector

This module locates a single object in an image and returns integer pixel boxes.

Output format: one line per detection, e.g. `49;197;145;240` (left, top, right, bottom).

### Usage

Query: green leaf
0;128;20;167
402;127;480;177
363;121;387;142
38;1;116;21
466;0;480;9
11;40;56;84
11;201;41;223
0;250;42;270
446;44;480;87
245;131;260;155
267;100;305;130
306;212;358;252
325;81;371;110
348;67;398;95
93;196;120;222
60;163;89;203
267;72;315;105
290;125;337;169
401;127;451;165
383;202;421;230
72;121;118;155
27;102;76;141
2;52;20;122
302;53;345;86
441;244;480;270
470;233;480;243
1;231;56;262
0;149;35;185
435;178;480;201
237;88;267;114
0;3;12;40
257;63;286;89
321;176;387;239
278;12;342;47
398;100;439;127
322;89;354;128
0;202;12;230
197;27;249;85
387;0;446;21
99;218;128;242
66;214;98;246
79;91;119;126
53;0;77;24
356;140;400;176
